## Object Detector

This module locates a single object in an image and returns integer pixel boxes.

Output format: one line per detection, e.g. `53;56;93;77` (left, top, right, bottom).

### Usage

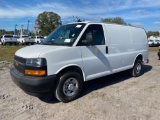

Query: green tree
0;29;6;36
101;17;126;25
153;31;159;36
147;31;159;37
0;30;14;35
36;11;61;36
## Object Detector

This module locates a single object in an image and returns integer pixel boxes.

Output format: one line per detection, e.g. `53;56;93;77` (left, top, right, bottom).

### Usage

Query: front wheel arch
56;66;85;82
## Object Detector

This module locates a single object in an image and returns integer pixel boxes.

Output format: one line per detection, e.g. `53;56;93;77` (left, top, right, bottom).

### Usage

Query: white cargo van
10;22;149;102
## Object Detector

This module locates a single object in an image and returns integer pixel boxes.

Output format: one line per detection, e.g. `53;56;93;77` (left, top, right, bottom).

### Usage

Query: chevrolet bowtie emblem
15;61;19;66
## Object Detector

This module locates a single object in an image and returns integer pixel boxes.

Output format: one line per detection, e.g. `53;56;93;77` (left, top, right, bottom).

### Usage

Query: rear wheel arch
136;54;143;62
130;54;143;77
133;54;143;66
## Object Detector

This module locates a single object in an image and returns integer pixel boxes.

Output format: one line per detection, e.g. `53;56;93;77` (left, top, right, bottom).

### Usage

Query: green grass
0;45;159;63
0;45;24;62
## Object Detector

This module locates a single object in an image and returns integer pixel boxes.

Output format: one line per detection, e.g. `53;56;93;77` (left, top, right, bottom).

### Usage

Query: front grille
14;56;26;64
14;56;26;74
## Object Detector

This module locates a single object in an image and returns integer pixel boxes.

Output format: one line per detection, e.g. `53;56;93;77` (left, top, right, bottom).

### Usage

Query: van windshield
42;23;86;46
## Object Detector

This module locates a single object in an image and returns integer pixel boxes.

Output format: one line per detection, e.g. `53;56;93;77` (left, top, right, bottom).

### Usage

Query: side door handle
106;46;108;54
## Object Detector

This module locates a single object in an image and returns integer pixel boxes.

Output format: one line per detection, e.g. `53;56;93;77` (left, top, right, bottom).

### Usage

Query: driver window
78;24;105;46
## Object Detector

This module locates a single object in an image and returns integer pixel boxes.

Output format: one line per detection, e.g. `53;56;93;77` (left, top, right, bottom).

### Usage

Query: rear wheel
9;42;12;46
20;41;24;45
23;41;26;45
54;71;83;103
130;59;142;77
2;42;6;46
13;43;16;45
19;42;22;45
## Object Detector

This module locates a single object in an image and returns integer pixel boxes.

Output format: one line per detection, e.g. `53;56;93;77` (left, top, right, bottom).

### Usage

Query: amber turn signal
25;70;46;76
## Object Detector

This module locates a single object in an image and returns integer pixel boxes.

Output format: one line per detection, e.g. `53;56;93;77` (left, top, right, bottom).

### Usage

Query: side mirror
82;32;93;45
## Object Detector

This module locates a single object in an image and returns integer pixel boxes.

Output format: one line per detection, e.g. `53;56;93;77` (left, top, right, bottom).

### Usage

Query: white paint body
15;22;149;81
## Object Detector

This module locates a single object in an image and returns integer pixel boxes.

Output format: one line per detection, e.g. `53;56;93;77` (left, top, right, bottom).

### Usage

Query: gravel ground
0;52;160;120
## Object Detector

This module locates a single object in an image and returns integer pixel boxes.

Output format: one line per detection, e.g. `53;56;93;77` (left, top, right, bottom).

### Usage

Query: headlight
25;58;47;76
26;58;46;66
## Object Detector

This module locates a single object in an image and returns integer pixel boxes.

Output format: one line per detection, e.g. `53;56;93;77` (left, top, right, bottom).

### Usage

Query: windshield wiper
42;40;71;46
42;41;59;45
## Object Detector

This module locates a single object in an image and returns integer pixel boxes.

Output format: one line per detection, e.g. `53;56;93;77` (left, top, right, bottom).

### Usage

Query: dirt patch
0;52;160;120
0;61;13;70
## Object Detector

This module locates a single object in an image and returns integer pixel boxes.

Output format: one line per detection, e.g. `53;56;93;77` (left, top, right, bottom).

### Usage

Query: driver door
77;24;112;81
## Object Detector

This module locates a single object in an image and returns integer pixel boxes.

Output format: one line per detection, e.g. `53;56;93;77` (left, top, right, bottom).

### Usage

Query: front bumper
10;68;56;97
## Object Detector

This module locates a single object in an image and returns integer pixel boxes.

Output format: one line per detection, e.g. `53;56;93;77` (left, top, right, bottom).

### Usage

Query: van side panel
106;25;132;54
105;25;134;71
105;24;148;72
130;27;148;63
131;27;147;44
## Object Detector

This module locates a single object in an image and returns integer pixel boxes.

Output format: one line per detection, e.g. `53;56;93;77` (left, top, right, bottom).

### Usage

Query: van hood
15;45;67;58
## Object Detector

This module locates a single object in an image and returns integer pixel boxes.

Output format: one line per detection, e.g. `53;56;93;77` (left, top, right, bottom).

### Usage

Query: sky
1;0;160;32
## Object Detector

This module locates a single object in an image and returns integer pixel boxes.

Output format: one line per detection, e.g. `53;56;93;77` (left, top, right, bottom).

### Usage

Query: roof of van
67;21;145;29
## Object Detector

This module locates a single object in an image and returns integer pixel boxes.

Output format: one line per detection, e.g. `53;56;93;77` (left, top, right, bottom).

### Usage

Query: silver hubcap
136;63;141;74
63;78;78;96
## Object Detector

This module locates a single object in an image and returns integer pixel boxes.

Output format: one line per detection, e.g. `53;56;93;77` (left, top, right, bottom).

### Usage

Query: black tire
19;42;22;45
28;42;32;45
14;42;17;46
54;71;83;103
158;52;160;60
9;42;12;46
22;41;25;45
130;59;142;77
3;42;6;46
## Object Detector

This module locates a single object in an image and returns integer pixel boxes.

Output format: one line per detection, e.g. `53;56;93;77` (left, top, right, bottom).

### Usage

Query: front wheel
158;52;160;60
54;71;83;103
130;59;142;77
